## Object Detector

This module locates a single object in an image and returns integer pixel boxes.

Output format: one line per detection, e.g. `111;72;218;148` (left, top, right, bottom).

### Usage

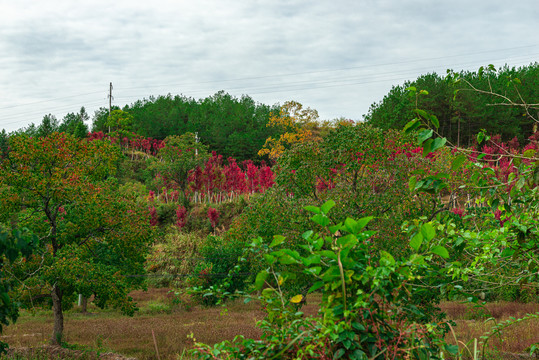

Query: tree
91;106;120;133
0;132;154;344
58;107;89;138
258;101;320;160
37;114;59;137
106;109;134;134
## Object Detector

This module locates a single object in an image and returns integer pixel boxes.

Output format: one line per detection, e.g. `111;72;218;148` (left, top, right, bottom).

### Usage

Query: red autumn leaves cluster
88;131;164;155
188;152;274;199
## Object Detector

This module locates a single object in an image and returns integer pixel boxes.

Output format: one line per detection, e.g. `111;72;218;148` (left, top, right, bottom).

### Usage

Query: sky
0;0;538;133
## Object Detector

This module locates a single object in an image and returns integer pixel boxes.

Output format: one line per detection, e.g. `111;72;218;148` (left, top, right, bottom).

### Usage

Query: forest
0;63;538;359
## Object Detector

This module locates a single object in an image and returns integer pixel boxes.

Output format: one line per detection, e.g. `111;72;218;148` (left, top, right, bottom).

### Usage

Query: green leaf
414;109;429;119
337;234;358;248
409;175;417;192
319;250;338;260
451;154;467;170
254;270;268;290
430;245;449;259
301;230;313;240
406;86;417;92
308;281;325;293
356;216;373;232
421;223;435;241
403;119;420;133
430;137;447;152
419;89;429;95
320;200;336;214
523;149;536;159
422;139;433;157
429;114;440;128
334;348;345;359
303;254;321;266
417;129;434;145
270;235;285;248
312;214;330;227
380;251;395;266
410;232;423;251
304;205;320;214
263;254;276;265
278;255;296;265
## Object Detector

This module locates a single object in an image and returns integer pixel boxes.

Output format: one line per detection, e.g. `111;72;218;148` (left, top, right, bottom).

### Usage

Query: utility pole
108;82;113;133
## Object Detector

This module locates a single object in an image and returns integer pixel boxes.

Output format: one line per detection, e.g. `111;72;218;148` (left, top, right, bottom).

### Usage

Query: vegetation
364;62;539;147
0;63;538;359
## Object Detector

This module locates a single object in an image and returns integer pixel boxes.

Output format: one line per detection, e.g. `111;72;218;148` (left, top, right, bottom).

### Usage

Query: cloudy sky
0;0;538;133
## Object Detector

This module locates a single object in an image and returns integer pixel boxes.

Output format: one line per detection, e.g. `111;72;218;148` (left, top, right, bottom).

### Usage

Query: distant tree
91;106;120;133
59;107;89;138
0;132;154;344
106;109;134;134
37;114;59;137
258;100;320;160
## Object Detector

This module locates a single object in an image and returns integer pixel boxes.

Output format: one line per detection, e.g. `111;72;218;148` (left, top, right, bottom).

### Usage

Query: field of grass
1;289;537;359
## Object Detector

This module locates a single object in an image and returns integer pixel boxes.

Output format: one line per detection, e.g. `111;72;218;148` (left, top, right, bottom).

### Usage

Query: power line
1;48;537;128
1;44;538;114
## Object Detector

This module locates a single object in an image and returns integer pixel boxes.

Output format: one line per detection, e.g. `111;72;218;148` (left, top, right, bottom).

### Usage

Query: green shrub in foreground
191;201;455;359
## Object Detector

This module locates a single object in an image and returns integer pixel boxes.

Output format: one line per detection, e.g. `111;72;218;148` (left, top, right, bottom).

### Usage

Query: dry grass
440;301;539;358
1;291;536;359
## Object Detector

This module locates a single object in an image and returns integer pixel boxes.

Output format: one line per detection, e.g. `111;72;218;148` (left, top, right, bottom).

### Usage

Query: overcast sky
0;0;538;133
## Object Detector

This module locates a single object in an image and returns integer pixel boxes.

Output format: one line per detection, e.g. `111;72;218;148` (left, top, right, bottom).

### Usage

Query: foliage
58;107;90;138
149;133;210;192
192;201;453;359
258;100;322;160
365;63;539;146
105;109;134;134
121;92;280;162
145;228;203;288
0;132;154;344
0;228;35;353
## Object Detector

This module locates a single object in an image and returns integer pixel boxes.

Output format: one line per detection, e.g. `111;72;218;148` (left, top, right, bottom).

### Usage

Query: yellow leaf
290;294;303;303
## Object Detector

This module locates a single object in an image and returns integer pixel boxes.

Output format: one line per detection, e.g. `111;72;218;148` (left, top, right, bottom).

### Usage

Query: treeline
364;62;539;146
92;91;281;162
13;92;281;162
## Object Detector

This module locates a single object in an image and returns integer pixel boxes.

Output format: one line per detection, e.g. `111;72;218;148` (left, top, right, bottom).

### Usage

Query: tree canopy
0;133;154;344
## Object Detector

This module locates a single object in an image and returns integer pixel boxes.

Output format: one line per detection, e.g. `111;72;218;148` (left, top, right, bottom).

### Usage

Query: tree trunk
81;296;88;314
51;285;64;345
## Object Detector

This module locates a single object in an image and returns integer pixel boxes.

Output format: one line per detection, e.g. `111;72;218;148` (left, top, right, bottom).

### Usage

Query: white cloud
0;0;538;132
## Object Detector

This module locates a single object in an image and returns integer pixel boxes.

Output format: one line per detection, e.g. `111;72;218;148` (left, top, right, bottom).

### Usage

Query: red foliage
176;205;187;229
207;207;219;229
149;206;158;226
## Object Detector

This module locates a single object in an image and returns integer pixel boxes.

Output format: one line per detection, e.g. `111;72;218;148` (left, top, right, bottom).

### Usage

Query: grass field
1;289;537;359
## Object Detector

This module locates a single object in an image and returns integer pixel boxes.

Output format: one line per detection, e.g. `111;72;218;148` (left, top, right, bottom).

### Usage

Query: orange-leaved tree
258;101;321;161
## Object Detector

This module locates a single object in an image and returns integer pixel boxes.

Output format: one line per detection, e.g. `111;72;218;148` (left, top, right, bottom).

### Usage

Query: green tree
37;114;59;137
91;106;120;133
0;133;154;344
106;109;134;134
59;107;89;138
